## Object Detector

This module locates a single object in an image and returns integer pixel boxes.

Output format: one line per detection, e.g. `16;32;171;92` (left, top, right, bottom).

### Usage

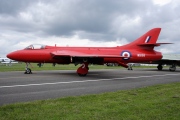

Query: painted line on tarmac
0;73;180;89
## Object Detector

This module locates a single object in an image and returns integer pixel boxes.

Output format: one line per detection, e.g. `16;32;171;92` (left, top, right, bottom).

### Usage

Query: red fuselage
7;45;162;65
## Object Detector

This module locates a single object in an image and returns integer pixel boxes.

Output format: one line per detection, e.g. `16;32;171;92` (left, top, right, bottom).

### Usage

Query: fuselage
7;44;162;65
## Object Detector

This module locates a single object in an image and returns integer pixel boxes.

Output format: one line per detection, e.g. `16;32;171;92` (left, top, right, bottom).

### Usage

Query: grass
0;63;158;72
0;63;124;72
0;82;179;120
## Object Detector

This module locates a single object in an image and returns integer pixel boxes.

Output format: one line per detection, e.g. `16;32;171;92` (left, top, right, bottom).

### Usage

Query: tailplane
123;28;170;50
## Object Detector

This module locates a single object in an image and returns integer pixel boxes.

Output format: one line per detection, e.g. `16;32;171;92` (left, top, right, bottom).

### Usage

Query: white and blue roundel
121;51;131;60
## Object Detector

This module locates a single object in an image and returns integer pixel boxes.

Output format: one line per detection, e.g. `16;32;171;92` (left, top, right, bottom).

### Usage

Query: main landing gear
157;63;176;71
77;62;89;76
24;63;32;74
128;63;133;70
169;64;176;71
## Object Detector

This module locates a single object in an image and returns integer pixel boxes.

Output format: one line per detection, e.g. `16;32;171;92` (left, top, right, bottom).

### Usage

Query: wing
51;50;130;67
51;50;125;58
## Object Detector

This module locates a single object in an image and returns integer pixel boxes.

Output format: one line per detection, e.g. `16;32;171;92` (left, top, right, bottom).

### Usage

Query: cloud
0;0;180;57
152;0;172;6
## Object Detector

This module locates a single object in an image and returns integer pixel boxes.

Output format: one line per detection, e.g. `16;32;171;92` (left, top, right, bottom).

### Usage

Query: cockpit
25;44;46;50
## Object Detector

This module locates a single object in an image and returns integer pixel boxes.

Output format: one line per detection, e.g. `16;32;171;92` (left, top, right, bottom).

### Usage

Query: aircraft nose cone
7;52;17;60
7;53;13;59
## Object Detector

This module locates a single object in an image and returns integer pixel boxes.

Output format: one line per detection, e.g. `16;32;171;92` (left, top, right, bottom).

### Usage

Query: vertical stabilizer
123;28;161;50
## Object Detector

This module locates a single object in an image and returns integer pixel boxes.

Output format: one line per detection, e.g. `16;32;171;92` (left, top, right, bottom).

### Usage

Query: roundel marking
121;51;131;60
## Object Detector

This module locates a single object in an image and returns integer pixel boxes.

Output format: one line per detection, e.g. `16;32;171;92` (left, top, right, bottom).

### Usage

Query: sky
0;0;180;57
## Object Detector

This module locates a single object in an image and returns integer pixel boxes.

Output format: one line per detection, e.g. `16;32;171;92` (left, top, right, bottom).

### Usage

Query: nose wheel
24;68;32;74
24;62;32;74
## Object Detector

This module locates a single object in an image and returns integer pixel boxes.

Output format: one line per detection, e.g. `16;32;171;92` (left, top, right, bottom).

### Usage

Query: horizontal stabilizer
138;43;172;47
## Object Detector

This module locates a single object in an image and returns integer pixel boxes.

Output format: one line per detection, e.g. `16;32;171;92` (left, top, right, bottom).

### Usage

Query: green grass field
0;63;158;72
0;63;125;72
0;82;179;120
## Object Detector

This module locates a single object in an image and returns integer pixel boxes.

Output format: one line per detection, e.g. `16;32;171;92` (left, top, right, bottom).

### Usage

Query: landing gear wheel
24;68;32;74
78;73;87;77
128;64;133;70
157;64;163;70
169;65;176;72
128;67;133;70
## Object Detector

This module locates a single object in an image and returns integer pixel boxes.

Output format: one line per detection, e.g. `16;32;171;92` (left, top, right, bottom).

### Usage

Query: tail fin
123;28;162;50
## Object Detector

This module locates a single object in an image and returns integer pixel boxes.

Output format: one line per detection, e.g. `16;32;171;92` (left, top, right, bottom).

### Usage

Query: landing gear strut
128;63;133;70
77;62;89;76
24;63;32;74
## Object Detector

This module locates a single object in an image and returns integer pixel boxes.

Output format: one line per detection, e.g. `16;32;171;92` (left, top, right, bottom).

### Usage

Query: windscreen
25;44;45;49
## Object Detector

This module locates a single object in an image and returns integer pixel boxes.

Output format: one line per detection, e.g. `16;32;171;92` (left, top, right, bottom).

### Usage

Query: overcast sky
0;0;180;57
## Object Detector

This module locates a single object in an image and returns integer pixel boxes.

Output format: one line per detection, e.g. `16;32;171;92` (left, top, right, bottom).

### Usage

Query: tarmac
0;68;180;105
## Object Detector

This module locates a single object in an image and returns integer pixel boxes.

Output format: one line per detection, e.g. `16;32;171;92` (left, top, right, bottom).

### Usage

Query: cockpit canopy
25;44;46;50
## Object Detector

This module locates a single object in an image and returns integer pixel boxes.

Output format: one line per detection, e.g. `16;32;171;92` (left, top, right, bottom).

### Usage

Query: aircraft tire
25;68;32;74
169;65;176;72
128;68;133;70
169;68;175;72
78;73;87;77
157;65;162;70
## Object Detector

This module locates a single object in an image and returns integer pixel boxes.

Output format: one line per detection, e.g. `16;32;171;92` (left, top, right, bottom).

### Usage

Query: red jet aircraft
7;28;169;76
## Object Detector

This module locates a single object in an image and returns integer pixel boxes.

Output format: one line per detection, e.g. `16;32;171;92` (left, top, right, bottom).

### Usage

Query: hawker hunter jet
7;28;170;76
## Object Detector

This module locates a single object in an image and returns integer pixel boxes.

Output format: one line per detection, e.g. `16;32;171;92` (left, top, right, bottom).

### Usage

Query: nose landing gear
24;63;32;74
